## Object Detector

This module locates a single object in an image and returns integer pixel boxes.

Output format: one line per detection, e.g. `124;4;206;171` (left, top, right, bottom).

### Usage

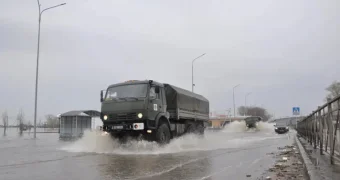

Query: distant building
209;115;250;129
59;110;101;139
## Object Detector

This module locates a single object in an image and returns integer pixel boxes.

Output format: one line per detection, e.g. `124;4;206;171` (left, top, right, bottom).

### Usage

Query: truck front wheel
155;124;171;144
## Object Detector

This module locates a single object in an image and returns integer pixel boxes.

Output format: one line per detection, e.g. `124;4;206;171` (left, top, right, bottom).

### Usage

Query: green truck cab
100;80;209;144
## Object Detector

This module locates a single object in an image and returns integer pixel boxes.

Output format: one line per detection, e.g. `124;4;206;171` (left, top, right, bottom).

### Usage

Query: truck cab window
150;87;160;99
107;91;117;99
150;87;156;99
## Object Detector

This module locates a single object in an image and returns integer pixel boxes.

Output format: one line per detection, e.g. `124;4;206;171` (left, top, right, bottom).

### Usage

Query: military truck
100;80;209;144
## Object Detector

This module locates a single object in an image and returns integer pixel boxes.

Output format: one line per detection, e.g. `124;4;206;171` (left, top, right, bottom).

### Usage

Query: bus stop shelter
59;110;100;139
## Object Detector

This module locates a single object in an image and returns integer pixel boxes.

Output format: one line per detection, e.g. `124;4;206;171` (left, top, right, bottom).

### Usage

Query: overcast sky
1;0;339;124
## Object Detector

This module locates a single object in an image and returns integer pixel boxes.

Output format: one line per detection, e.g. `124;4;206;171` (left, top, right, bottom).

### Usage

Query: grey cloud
1;0;340;123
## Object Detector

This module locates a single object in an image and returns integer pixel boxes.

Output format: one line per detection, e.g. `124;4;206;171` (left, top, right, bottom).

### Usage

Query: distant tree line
238;106;272;121
1;110;60;136
45;114;60;128
324;81;340;115
325;80;340;101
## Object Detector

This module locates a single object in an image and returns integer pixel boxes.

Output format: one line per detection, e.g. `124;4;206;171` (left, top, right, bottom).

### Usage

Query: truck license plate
113;126;123;130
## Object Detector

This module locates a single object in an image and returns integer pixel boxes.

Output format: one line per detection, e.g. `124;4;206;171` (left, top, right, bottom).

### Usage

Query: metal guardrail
297;95;340;164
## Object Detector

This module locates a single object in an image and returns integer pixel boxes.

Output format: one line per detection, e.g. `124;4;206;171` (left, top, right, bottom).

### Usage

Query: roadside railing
297;95;340;164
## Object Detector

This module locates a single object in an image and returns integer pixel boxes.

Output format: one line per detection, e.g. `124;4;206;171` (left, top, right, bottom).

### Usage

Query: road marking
199;165;232;180
251;158;262;165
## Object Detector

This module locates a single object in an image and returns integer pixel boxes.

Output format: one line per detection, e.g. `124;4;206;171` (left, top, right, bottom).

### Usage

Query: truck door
148;86;162;120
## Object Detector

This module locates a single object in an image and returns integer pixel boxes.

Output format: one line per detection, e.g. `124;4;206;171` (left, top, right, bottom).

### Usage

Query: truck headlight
138;113;143;119
103;115;108;120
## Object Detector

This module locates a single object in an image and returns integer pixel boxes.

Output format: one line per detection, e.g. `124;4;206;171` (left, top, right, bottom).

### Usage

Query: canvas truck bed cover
164;84;209;117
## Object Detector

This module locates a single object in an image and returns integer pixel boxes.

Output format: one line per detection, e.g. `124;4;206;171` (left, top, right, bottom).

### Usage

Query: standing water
1;122;291;180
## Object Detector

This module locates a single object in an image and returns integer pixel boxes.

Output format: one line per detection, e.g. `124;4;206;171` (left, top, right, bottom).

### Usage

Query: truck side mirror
155;86;160;94
100;90;104;102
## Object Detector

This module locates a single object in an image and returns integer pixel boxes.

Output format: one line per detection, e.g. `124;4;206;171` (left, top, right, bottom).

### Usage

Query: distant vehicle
274;124;289;134
100;80;210;144
244;116;262;128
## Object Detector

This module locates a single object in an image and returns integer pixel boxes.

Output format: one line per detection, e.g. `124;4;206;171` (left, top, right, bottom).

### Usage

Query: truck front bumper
104;122;144;131
102;119;156;133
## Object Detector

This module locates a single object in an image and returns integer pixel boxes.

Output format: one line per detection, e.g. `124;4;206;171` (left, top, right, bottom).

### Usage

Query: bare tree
325;81;340;111
326;81;340;100
17;109;25;135
2;111;8;136
45;114;59;128
27;120;32;134
238;106;272;121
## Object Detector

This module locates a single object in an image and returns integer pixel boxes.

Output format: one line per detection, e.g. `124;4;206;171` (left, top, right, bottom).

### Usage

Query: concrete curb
295;136;319;180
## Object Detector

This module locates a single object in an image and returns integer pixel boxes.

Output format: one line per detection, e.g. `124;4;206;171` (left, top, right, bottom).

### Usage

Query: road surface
0;122;296;180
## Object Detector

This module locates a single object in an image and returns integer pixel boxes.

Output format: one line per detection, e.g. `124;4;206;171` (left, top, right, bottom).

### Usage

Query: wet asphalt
0;124;296;180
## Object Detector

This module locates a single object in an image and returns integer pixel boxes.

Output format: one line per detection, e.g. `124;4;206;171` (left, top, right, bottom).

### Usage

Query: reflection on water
97;151;212;180
0;127;58;138
56;121;281;179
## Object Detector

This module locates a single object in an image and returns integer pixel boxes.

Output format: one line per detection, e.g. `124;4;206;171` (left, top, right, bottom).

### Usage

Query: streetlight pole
34;0;66;138
233;84;240;117
244;92;252;116
192;53;206;92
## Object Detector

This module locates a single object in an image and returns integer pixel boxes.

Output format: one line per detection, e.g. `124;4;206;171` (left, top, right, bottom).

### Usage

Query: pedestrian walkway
298;136;340;180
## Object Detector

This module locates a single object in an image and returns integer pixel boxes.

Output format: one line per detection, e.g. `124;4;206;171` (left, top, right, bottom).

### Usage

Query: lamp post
233;84;240;117
192;53;206;92
244;92;252;116
34;0;66;138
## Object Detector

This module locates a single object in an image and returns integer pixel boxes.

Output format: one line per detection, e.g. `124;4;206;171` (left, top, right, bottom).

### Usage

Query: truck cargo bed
164;84;209;121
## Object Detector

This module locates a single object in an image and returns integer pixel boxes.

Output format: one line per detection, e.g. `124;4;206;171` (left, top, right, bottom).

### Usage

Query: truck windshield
105;84;147;101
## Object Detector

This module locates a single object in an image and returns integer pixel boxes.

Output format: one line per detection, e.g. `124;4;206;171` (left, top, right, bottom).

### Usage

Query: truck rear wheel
187;123;204;135
196;123;204;135
155;124;171;144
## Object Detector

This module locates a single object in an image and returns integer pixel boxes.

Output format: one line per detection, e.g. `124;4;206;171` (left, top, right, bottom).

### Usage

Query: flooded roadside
0;122;295;180
260;142;308;180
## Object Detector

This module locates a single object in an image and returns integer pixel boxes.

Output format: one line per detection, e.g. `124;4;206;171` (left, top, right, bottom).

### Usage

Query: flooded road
0;122;295;180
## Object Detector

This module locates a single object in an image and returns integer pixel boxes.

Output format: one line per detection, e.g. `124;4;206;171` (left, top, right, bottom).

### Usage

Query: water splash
256;121;275;132
60;122;277;155
222;121;247;133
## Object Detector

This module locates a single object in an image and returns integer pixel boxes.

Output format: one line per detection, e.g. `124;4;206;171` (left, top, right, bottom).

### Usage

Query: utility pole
192;53;206;92
34;0;66;138
233;84;240;117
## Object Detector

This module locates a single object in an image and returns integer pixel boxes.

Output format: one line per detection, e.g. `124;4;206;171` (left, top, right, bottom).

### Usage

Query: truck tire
187;123;204;136
196;123;205;135
156;123;171;144
186;124;196;134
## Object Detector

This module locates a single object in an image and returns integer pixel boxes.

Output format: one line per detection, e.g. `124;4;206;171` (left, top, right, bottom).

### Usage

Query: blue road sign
293;107;300;115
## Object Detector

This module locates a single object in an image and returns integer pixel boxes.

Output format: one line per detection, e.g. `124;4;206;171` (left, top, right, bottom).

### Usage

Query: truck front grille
109;113;137;121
